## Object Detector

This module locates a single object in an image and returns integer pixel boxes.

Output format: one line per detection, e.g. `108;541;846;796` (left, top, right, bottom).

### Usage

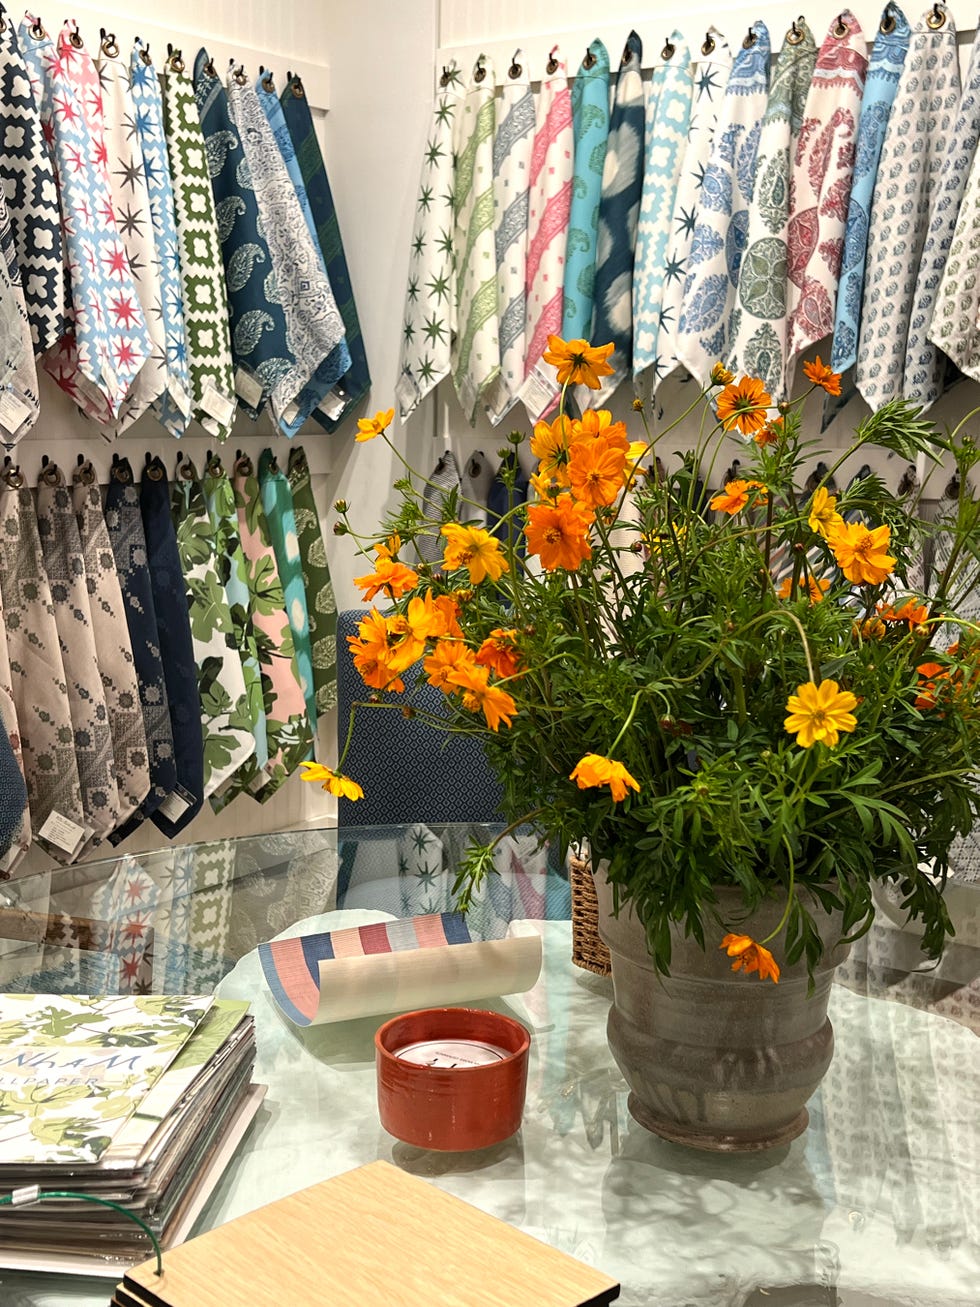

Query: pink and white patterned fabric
786;13;868;377
19;17;150;424
515;49;573;422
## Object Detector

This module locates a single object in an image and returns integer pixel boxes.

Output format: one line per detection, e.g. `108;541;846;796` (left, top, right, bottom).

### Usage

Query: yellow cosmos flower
830;521;896;586
440;522;509;584
542;335;615;389
299;762;364;801
720;934;780;982
710;362;735;386
807;487;845;540
356;408;395;442
569;753;640;802
784;679;858;748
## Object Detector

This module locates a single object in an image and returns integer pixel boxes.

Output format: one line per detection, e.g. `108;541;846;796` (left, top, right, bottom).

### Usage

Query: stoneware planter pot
594;868;850;1152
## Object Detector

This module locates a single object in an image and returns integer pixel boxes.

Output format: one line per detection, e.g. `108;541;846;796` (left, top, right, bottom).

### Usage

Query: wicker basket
570;856;611;976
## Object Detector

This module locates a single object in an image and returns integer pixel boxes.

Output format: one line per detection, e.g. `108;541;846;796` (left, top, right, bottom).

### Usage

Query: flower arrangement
313;340;980;984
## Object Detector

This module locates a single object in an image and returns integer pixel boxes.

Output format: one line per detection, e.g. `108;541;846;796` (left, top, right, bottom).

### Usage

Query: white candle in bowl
394;1039;510;1068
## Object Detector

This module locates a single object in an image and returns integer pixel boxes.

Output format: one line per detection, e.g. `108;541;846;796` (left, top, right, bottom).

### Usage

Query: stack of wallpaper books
0;993;265;1275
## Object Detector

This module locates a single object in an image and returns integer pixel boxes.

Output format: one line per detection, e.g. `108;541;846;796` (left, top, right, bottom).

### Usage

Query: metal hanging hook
701;32;716;55
473;53;486;83
582;44;597;70
927;2;946;28
661;38;675;60
742;26;758;49
547;45;559;75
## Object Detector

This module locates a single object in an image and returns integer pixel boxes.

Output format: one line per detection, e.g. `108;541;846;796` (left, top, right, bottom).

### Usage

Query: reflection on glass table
0;828;976;1307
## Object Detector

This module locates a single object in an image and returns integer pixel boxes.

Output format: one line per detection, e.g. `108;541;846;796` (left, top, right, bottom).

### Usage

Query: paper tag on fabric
317;388;347;421
200;380;238;429
235;366;264;410
516;364;560;423
0;388;33;439
156;783;196;823
38;810;86;856
282;401;301;428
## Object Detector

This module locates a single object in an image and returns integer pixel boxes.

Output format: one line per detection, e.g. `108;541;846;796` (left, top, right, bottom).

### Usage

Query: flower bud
632;397;645;411
333;499;348;513
402;705;416;719
333;521;349;535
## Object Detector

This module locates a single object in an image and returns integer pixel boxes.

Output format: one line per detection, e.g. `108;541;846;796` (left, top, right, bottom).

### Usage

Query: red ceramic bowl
375;1007;531;1151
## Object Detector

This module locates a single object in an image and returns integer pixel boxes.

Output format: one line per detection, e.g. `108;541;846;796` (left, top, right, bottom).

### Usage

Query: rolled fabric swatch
260;912;543;1026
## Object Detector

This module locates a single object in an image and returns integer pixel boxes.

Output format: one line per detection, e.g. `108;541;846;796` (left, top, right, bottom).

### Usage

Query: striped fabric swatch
632;35;694;384
483;54;535;425
516;49;574;420
655;30;732;389
452;57;499;422
280;74;371;432
561;41;610;344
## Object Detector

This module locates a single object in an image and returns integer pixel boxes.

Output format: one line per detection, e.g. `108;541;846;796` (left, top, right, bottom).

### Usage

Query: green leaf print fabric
286;445;337;716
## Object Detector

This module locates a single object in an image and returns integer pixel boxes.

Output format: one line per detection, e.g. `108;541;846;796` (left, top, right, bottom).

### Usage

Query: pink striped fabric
516;49;573;421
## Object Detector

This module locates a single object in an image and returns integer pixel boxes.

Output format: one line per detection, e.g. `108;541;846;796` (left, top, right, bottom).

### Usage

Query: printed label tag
38;810;86;856
156;784;196;823
200;380;238;429
517;365;559;421
281;401;301;428
317;388;347;421
235;366;264;410
12;1185;40;1207
0;389;33;438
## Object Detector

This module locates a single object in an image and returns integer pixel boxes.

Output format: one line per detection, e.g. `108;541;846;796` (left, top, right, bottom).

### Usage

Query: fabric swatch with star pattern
655;31;732;389
36;463;121;850
226;68;350;437
856;7;960;411
97;45;168;432
20;17;152;424
103;455;177;843
193;52;295;428
287;445;337;718
0;476;85;865
451;56;499;422
729;21;817;401
675;22;771;390
483;54;534;425
0;20;67;356
160;54;237;441
561;41;610;345
280;73;371;433
130;40;192;438
396;66;461;420
785;15;868;381
908;24;980;407
632;36;694;385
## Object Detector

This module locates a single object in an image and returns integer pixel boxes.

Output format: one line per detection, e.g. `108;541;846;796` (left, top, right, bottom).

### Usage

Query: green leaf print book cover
0;994;212;1166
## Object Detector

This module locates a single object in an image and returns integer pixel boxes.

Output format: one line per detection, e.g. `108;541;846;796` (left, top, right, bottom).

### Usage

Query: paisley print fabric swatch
561;41;610;344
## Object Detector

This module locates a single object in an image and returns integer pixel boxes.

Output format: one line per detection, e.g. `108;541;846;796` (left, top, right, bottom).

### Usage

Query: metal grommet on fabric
167;45;184;74
582;46;597;70
291;77;305;97
39;461;62;487
29;18;46;40
508;49;522;79
233;64;248;86
100;28;118;57
68;26;84;50
3;464;24;489
880;5;897;33
473;54;486;83
786;18;806;46
927;2;946;28
701;32;716;55
261;71;275;93
742;27;758;49
833;13;849;38
661;40;675;61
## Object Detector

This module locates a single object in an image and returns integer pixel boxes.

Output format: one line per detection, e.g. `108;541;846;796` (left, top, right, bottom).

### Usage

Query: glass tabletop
0;827;977;1307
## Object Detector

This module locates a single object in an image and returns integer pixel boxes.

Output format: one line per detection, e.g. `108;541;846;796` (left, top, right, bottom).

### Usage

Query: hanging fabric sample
130;40;192;438
0;20;67;356
906;28;980;406
416;448;463;564
632;36;694;385
140;455;205;837
171;456;254;800
280;73;371;431
103;456;177;843
160;51;237;441
655;31;732;388
396;64;461;420
232;454;313;798
561;41;610;345
674;23;771;390
483;53;535;425
0;712;27;872
287;446;337;716
19;16;151;424
225;67;351;436
585;31;645;405
193;52;294;429
72;461;151;831
203;454;268;811
785;14;868;381
827;7;911;424
35;463;121;849
0;184;38;449
97;38;168;432
487;451;530;558
0;579;30;876
917;28;980;399
856;5;960;410
451;55;499;422
258;450;316;751
729;21;817;400
515;48;574;420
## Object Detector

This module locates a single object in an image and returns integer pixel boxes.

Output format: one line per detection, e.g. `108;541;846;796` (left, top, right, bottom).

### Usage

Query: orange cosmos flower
424;639;477;692
347;612;407;693
525;496;594;571
446;662;517;731
777;575;830;603
568;437;628;508
354;556;419;602
802;356;842;396
830;521;896;586
356;407;395;441
878;599;930;632
299;762;364;802
530;412;583;485
754;416;784;447
715;376;772;436
475;628;523;680
542;335;615;389
575;408;629;453
440;522;508;585
915;662;948;710
720;934;780;983
430;592;464;640
709;478;768;515
569;753;641;802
